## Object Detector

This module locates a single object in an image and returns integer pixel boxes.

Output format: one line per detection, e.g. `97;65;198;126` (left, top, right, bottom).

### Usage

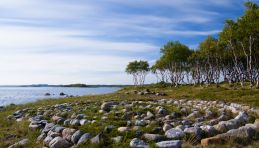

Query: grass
0;83;258;147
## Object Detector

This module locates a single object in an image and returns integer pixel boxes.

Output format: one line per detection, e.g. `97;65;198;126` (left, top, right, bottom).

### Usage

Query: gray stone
156;140;182;148
71;130;84;144
49;136;70;148
129;138;149;148
76;114;86;119
165;128;185;139
135;120;147;126
42;123;55;134
184;127;202;139
70;119;80;126
43;136;54;146
80;119;88;125
101;102;117;112
77;133;92;145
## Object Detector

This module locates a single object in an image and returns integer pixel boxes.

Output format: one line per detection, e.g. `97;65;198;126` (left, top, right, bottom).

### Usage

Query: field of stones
5;95;259;148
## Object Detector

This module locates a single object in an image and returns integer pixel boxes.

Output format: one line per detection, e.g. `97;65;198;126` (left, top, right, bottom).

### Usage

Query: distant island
0;84;129;88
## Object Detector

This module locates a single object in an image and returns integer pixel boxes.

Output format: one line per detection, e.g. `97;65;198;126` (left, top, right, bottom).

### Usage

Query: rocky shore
6;99;259;147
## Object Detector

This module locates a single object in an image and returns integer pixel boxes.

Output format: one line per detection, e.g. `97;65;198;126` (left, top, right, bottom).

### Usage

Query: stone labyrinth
8;99;259;148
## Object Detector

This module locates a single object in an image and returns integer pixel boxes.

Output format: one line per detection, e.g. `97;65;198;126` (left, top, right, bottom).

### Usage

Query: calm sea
0;87;121;106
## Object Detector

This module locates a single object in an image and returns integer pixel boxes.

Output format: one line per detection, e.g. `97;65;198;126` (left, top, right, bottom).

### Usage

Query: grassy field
0;84;258;147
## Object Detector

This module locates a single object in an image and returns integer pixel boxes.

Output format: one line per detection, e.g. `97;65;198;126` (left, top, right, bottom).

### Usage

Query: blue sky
0;0;257;85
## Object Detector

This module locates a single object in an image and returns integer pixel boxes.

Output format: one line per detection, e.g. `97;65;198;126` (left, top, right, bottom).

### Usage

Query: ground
0;84;258;148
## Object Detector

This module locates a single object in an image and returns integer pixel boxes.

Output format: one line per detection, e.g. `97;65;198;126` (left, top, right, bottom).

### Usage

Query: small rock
91;133;103;144
165;128;185;139
49;136;70;148
118;127;131;132
71;130;84;144
77;133;92;145
156;140;182;148
129;138;149;148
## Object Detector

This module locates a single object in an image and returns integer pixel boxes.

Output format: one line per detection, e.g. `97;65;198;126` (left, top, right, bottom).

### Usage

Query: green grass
0;83;258;147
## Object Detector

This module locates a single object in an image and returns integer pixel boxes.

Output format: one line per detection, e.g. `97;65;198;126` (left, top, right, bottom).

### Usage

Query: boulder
62;128;76;142
156;140;182;148
135;120;147;126
49;137;70;148
71;130;84;144
77;133;92;145
43;136;54;146
184;127;202;140
101;102;117;112
165;128;185;139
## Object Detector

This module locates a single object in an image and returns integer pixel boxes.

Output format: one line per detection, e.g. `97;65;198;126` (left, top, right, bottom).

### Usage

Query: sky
0;0;257;85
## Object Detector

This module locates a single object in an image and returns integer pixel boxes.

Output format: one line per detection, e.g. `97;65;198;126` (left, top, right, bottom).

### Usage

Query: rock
200;125;217;137
152;127;162;134
8;139;29;148
60;92;66;96
76;114;85;119
62;128;76;142
145;111;154;120
184;127;202;140
80;119;88;125
63;119;71;126
91;133;103;144
70;119;80;126
49;136;70;148
112;136;123;143
42;123;55;134
156;140;182;148
163;123;172;132
45;93;51;96
52;116;63;123
43;136;54;146
157;108;168;116
255;119;259;126
118;127;131;132
71;130;84;144
165;128;185;139
143;134;165;142
52;126;65;134
234;111;249;124
129;138;149;148
135;120;147;126
224;126;256;139
77;133;92;145
101;102;117;112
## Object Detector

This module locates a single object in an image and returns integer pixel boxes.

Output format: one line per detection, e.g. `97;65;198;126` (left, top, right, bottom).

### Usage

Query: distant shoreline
0;84;130;88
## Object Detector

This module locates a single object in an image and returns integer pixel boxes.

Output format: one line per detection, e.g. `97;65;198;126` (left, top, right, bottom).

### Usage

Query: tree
155;41;193;87
126;60;150;86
